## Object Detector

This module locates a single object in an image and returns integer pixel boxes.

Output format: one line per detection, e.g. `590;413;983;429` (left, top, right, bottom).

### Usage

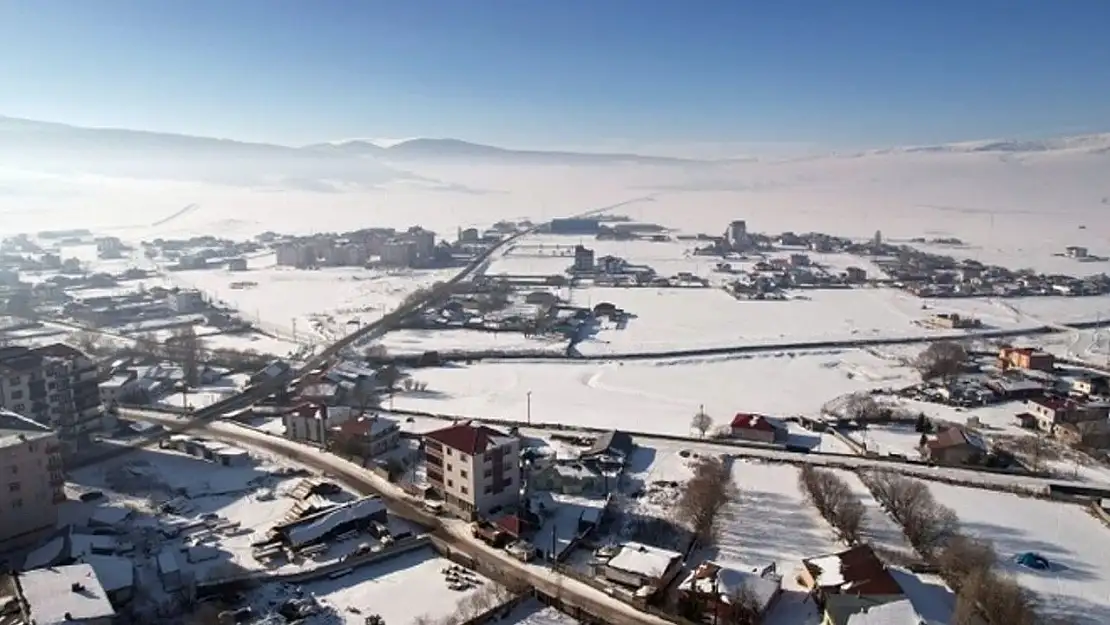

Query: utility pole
526;391;532;425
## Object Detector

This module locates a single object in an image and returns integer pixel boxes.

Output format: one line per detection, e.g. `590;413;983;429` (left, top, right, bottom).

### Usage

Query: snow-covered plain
929;483;1110;625
394;350;920;436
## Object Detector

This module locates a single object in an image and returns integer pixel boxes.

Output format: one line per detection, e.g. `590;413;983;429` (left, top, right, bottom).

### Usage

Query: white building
0;411;64;546
18;563;117;625
0;344;103;440
166;289;204;313
423;422;521;518
283;403;355;445
725;220;749;251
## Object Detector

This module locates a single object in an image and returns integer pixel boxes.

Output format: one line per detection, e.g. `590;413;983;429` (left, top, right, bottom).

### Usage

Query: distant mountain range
1;114;1107;191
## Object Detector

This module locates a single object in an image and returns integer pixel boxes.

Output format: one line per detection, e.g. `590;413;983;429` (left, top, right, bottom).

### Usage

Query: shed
215;446;251;467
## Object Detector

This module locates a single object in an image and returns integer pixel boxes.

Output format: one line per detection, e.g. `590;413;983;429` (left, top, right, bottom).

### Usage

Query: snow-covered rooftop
607;542;682;579
284;496;386;548
19;564;116;625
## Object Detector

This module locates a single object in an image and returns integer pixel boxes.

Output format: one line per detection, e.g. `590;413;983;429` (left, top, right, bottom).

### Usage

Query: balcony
426;469;444;485
425;453;443;468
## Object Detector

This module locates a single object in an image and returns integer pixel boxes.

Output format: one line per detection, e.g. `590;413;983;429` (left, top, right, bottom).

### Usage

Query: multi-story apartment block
423;422;521;519
0;410;65;547
0;344;103;442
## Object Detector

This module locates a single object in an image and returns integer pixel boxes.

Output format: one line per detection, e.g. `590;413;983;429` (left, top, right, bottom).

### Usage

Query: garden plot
301;547;502;625
712;460;839;625
929;482;1110;625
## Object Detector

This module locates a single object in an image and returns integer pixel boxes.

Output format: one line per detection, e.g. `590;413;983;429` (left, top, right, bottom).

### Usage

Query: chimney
70;582;84;592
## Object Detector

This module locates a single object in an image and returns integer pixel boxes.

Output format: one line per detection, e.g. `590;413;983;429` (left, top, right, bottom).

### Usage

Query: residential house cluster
275;225;443;269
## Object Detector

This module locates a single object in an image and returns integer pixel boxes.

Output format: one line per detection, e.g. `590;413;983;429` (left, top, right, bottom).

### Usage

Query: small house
800;544;903;611
730;413;788;444
599;542;683;590
1072;374;1110;398
677;561;782;623
998;346;1055;372
924;426;987;466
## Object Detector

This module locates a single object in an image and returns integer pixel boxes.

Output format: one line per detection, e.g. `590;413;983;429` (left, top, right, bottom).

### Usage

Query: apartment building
0;410;65;547
0;344;103;441
423;422;521;519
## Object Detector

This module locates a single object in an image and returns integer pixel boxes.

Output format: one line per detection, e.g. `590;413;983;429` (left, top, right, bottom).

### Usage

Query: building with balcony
0;410;65;547
423;422;521;519
0;344;103;440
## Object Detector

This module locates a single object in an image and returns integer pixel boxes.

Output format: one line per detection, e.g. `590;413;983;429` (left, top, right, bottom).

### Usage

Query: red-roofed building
999;346;1055;372
423;422;521;519
730;413;788;444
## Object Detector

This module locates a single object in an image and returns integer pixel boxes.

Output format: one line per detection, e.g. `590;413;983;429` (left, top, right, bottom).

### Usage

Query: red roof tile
424;423;511;455
730;413;782;431
803;544;903;596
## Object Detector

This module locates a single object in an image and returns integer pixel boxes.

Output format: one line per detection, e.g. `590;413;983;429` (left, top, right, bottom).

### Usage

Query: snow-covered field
303;547;498;625
500;598;581;625
379;328;565;355
849;424;926;458
164;259;459;341
930;483;1110;625
394;350;919;437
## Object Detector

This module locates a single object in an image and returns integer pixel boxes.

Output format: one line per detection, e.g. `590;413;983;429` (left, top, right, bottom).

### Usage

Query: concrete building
0;410;64;547
283;403;331;445
0;344;102;439
276;242;317;268
458;227;480;242
1065;246;1089;259
18;563;116;625
226;257;248;271
572;245;595;273
423;422;521;518
725;220;749;251
998;346;1055;372
166;288;204;313
329;414;401;458
1025;397;1110;434
405;227;436;262
380;240;416;267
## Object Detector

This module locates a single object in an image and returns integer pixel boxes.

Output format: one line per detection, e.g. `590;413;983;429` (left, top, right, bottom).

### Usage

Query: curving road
121;410;670;625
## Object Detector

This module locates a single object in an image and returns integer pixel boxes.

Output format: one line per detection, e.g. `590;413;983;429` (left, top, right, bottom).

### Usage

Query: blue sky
1;0;1108;152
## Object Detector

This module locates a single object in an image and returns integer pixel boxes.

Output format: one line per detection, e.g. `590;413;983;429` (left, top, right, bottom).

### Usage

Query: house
924;426;987;465
579;429;635;467
18;564;117;625
530;462;607;495
599;542;684;589
423;422;521;518
929;313;981;329
283;402;338;444
1072;374;1110;398
985;377;1045;400
329;414;401;458
1065;246;1089;259
730;413;788;444
1025;397;1110;433
800;544;904;615
1054;419;1110;447
677;561;782;623
842;598;925;625
998;346;1055;372
844;267;867;283
1014;412;1038;429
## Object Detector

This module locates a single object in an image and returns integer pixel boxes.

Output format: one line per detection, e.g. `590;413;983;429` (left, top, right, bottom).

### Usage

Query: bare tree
71;330;103;355
172;325;205;386
978;571;1040;625
862;471;956;558
691;405;713;438
676;456;735;545
937;534;997;590
842;392;883;423
915;340;968;384
722;582;765;625
798;466;867;544
364;343;389;359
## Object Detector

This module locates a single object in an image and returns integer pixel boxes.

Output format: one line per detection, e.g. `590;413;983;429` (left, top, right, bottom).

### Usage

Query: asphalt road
122;410;671;625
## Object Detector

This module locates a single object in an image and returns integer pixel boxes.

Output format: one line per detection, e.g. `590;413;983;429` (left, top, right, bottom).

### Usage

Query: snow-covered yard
303;547;500;625
929;482;1110;625
499;597;581;624
849;424;926;459
395;351;919;438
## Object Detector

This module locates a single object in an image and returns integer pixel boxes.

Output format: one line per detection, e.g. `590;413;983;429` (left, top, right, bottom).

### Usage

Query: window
446;448;453;456
11;499;21;509
484;468;492;478
460;486;468;495
10;390;22;400
460;453;469;461
447;479;453;488
459;470;468;479
505;477;512;486
484;485;492;494
446;463;453;473
8;466;16;475
8;482;19;492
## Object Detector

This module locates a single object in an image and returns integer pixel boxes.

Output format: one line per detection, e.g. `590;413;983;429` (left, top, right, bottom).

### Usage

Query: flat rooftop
19;564;116;625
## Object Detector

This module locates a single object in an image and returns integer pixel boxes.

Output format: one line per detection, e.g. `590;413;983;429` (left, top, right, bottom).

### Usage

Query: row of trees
862;470;1056;625
797;466;866;544
411;578;530;625
676;455;736;545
